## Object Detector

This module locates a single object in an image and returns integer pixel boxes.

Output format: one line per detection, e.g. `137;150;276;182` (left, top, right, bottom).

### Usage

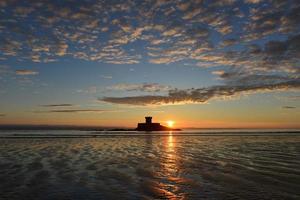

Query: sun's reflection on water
165;131;177;175
168;131;174;149
155;131;185;199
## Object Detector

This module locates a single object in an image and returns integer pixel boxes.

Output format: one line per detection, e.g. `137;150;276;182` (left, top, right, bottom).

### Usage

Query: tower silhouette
145;116;152;124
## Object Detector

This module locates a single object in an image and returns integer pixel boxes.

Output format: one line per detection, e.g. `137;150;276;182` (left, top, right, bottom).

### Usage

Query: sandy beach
0;131;299;199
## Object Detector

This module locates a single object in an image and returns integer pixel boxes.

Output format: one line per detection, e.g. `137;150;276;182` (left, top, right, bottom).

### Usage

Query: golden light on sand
167;120;175;127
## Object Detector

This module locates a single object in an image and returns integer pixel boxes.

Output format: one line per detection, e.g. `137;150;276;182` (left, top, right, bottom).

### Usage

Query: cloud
15;69;39;75
98;20;300;106
182;7;203;20
282;106;296;109
0;0;299;70
162;27;182;36
76;86;98;94
40;104;73;107
245;0;262;4
101;75;113;79
212;70;226;76
149;57;176;64
107;83;172;92
220;38;238;47
177;2;191;11
0;113;6;117
56;42;68;56
101;78;300;106
210;0;236;7
34;109;114;113
0;0;299;106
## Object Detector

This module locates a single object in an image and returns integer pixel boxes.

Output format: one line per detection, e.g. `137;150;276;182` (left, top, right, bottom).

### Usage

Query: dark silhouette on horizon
136;117;181;131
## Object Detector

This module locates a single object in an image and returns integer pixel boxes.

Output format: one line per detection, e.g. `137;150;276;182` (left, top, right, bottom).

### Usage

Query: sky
0;0;299;128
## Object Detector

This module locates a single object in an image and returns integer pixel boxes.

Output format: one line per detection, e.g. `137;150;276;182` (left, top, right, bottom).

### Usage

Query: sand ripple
0;135;299;199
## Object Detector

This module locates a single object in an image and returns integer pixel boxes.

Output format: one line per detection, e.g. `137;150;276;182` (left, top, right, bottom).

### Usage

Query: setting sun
167;120;175;127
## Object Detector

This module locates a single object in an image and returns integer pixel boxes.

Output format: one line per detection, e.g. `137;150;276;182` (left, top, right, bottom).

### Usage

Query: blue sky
0;0;299;127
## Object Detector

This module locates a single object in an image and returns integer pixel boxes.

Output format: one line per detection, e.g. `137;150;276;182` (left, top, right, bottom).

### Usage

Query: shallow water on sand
0;132;299;199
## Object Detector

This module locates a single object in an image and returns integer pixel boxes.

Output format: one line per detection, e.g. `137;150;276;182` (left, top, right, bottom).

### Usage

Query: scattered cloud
282;106;296;109
40;104;74;107
107;83;172;92
15;69;39;76
101;30;300;106
245;0;263;4
76;86;98;94
55;42;68;56
101;75;113;79
101;78;300;106
34;109;115;114
0;0;298;68
0;0;300;107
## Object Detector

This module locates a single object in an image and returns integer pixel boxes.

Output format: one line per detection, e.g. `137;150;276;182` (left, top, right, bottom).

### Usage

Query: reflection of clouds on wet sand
0;136;299;199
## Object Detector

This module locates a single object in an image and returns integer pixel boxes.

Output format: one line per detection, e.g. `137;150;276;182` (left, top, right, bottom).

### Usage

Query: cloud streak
101;78;300;106
40;104;74;107
34;109;115;114
107;83;172;92
15;70;39;76
282;106;296;109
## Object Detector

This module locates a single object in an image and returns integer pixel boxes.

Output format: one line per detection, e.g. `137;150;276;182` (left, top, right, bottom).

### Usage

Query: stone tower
145;116;152;124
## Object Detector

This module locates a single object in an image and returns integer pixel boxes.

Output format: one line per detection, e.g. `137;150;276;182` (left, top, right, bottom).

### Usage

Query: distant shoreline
0;126;181;132
0;125;131;131
0;125;299;131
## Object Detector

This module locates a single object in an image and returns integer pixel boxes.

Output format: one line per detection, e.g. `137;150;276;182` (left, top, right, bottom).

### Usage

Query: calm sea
0;130;299;199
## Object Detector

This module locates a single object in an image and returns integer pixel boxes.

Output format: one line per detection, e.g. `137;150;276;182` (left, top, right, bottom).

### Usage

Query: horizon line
0;124;299;130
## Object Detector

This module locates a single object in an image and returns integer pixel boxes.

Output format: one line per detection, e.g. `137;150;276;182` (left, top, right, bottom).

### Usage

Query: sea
0;129;299;200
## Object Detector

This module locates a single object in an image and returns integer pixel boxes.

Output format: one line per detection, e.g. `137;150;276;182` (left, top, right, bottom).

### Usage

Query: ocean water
0;130;299;200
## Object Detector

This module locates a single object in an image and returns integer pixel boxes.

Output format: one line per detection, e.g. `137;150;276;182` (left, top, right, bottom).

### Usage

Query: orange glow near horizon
0;112;300;129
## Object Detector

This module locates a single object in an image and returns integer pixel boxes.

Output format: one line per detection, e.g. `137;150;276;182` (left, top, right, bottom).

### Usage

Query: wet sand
0;133;299;199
